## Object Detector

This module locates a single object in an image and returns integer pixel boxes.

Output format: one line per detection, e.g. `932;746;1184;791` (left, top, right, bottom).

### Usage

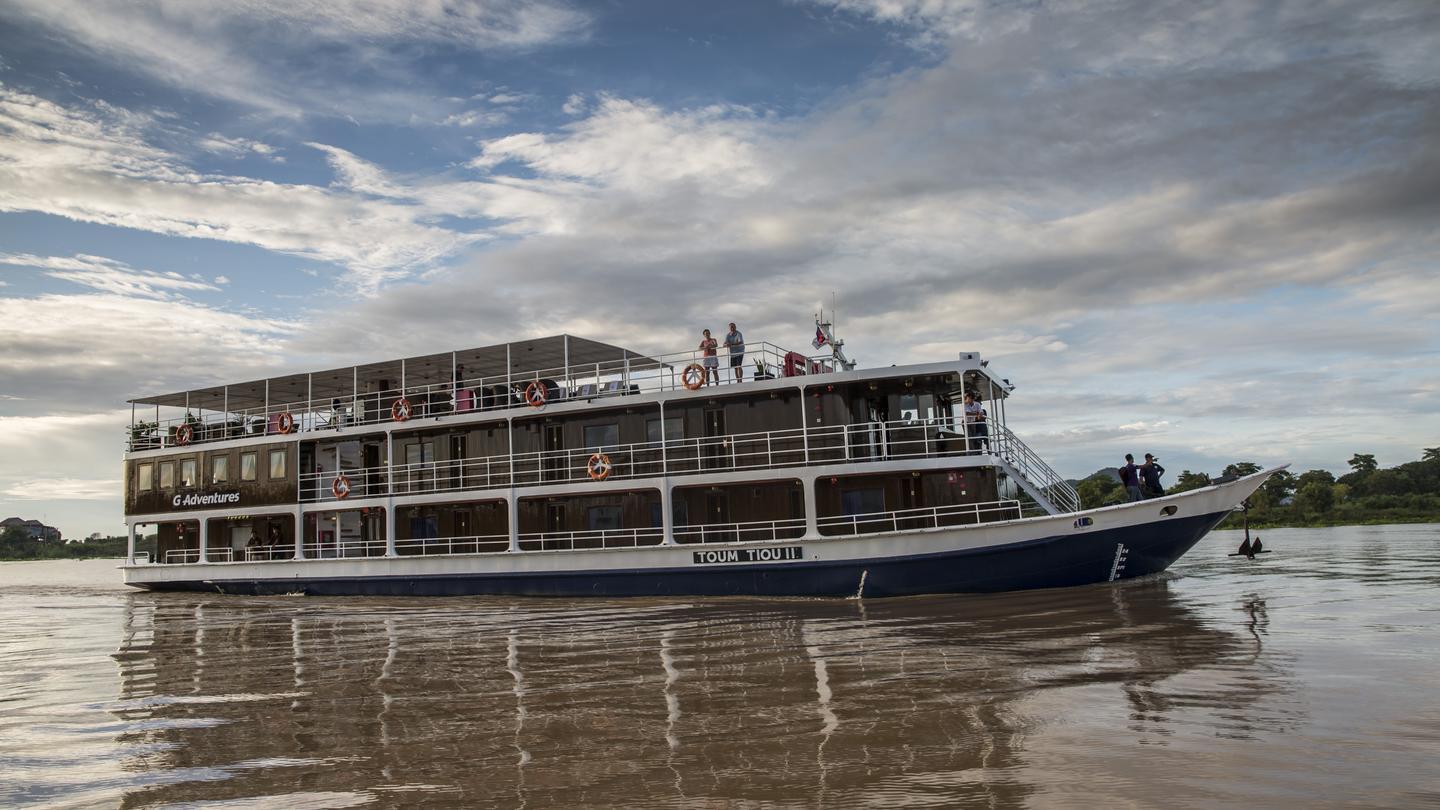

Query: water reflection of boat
108;584;1294;806
118;328;1280;597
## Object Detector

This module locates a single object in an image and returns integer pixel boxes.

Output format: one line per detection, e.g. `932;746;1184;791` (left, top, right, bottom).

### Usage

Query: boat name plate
692;546;804;565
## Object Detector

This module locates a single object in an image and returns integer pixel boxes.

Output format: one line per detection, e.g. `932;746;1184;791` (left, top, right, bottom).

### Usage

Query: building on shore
1;517;62;542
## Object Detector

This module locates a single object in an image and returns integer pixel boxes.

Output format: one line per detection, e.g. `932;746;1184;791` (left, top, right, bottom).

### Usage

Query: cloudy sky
0;0;1436;537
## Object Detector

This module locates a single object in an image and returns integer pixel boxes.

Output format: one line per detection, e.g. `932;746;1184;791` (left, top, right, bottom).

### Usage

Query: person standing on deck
1119;454;1143;501
1141;453;1166;497
963;392;988;452
724;322;745;383
699;329;719;385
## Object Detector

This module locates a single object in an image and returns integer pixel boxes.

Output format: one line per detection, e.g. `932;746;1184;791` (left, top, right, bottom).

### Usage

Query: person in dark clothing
1141;453;1166;497
1118;454;1143;502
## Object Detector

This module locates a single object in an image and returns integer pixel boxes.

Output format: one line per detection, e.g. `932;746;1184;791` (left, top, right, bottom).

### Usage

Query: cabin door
705;490;733;542
703;409;726;470
449;435;466;488
543;424;565;482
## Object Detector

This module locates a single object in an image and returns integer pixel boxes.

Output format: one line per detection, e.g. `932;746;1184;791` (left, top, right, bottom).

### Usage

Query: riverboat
119;322;1277;597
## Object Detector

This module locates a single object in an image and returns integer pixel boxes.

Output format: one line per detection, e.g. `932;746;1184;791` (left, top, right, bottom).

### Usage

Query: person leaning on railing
963;392;989;452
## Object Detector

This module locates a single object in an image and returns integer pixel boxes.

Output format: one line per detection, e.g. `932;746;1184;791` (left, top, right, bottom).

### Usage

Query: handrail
299;416;977;503
125;339;837;451
517;527;664;552
816;498;1025;536
672;517;807;544
988;424;1080;513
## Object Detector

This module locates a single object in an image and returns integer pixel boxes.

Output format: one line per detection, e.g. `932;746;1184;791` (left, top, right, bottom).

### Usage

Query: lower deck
132;465;1019;565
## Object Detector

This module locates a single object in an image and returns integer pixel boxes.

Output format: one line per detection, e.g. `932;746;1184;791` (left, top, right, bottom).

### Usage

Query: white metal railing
164;548;200;564
394;534;511;555
816;499;1028;536
295;415;1077;513
517;527;664;552
672;518;808;544
127;340;836;452
300;417;980;502
988;424;1080;513
129;551;151;564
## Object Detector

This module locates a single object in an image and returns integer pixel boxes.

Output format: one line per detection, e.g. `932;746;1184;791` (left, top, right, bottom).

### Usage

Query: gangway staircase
987;424;1080;516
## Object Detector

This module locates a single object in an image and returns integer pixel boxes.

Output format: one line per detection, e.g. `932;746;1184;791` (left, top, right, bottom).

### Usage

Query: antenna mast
813;298;856;371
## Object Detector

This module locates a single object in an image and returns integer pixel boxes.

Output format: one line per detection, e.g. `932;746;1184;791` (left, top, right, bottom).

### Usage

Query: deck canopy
128;335;664;411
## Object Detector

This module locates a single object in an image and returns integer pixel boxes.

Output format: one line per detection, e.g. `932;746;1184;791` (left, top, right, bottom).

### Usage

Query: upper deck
125;334;1012;455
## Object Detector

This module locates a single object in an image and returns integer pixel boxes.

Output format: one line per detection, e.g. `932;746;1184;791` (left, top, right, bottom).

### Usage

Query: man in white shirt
963;392;988;452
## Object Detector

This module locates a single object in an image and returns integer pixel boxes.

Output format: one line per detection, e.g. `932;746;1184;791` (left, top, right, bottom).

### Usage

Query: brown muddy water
2;525;1438;809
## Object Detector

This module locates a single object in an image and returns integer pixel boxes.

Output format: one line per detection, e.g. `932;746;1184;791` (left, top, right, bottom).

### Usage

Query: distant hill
1067;467;1120;487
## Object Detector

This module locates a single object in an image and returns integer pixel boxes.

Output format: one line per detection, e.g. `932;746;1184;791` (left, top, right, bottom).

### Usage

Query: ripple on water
0;526;1438;808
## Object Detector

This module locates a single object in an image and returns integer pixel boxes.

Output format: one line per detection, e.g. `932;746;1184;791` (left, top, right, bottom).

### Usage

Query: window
405;442;434;465
587;505;623;531
212;455;229;484
841;488;885;516
240;452;258;481
584;423;619;449
269;448;287;479
138;463;153;492
180;459;197;488
646;417;683;443
159;462;174;489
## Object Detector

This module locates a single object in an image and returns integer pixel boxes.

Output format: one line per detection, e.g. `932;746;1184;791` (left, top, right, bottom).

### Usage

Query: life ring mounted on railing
681;363;705;391
276;411;296;434
524;381;547;409
332;474;352;500
175;423;194;445
391;397;412;422
587;452;613;481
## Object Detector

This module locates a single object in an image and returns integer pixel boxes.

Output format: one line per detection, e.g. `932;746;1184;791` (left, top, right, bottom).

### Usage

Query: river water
2;524;1437;809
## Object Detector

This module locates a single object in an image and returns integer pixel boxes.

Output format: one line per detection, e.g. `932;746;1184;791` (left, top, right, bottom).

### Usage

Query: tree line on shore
1075;448;1440;527
0;531;156;561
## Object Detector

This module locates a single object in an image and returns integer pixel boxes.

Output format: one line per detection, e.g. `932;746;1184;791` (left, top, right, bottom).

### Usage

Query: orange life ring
391;397;412;422
524;381;547;408
276;411;296;434
681;363;705;391
587;452;612;481
332;474;352;500
175;423;194;445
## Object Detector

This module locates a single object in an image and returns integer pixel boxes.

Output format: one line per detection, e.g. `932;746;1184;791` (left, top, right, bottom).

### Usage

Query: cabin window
646;417;683;443
587;505;623;531
584;424;619;449
405;442;434;466
211;455;229;484
159;462;175;489
138;463;153;492
180;459;197;488
240;452;258;482
269;448;287;480
841;488;885;516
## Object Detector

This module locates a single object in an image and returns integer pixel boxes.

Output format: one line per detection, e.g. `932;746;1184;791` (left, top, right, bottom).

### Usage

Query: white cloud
0;0;591;118
0;252;220;299
0;87;484;291
1;477;121;501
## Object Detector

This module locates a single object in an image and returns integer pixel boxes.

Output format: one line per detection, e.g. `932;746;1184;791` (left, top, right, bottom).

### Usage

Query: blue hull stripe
139;510;1232;598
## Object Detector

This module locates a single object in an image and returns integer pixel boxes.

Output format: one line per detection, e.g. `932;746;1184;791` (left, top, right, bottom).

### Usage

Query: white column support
198;518;208;563
385;430;396;557
126;522;136;564
802;476;819;538
307;373;313;430
800;384;811;463
506;414;519;552
563;334;571;392
658;400;674;546
294;505;305;560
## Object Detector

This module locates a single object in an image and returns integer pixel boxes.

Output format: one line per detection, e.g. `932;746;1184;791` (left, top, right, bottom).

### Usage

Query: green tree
1077;473;1123;508
1362;469;1409;497
1348;454;1378;475
1294;481;1335;514
1171;470;1212;493
1223;461;1262;477
1254;469;1297;508
1296;469;1336;490
1423;447;1439;462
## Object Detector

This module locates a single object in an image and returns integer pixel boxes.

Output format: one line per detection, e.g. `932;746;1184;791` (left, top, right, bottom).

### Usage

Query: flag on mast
812;326;828;349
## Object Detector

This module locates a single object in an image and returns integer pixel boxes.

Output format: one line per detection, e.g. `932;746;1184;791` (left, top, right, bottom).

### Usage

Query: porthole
1073;517;1094;529
1160;505;1178;516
